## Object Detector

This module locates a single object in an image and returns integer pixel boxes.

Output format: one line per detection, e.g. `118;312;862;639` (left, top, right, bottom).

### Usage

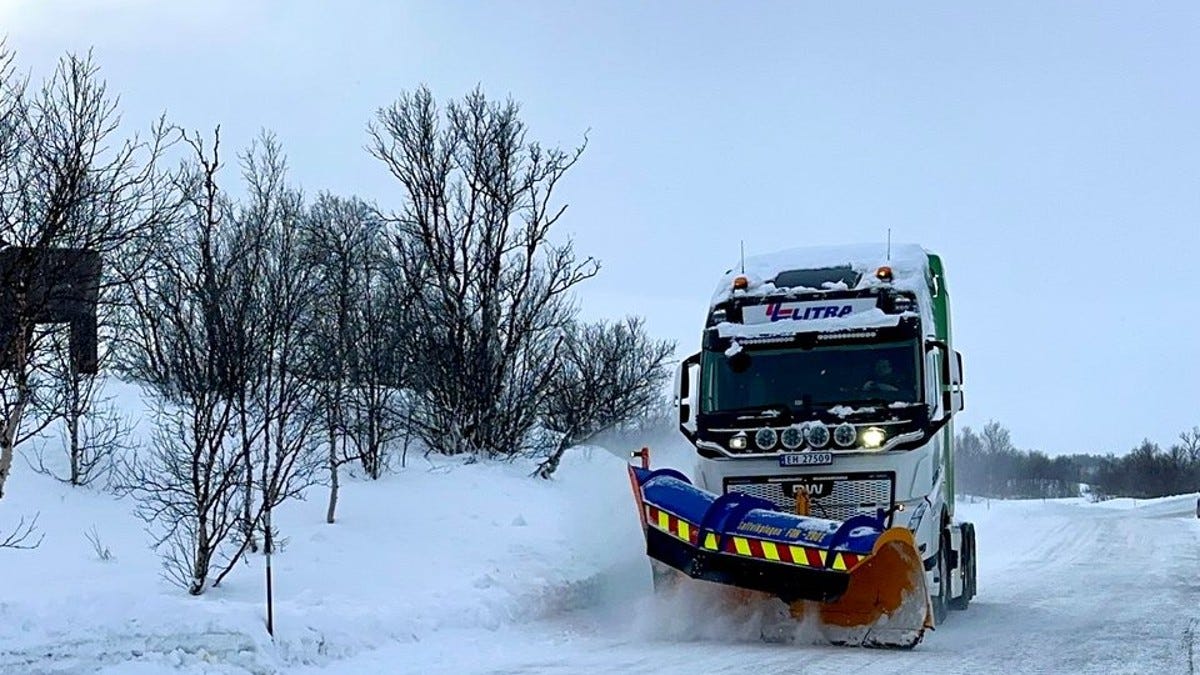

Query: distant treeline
956;422;1200;500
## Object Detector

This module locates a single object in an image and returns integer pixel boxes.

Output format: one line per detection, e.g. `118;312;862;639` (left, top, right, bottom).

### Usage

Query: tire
950;522;974;610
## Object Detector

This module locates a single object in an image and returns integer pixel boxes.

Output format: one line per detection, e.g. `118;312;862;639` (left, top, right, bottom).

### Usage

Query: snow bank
1080;492;1199;518
0;418;645;673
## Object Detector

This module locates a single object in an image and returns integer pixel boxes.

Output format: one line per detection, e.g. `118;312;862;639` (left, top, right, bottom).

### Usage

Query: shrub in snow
0;513;42;549
535;317;674;478
116;132;303;593
84;525;114;561
299;194;414;521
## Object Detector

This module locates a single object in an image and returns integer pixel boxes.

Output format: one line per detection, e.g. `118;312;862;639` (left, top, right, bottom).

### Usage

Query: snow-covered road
310;494;1200;675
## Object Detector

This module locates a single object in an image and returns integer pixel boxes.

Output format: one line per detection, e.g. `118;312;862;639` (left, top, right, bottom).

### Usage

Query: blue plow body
630;465;890;603
628;462;933;647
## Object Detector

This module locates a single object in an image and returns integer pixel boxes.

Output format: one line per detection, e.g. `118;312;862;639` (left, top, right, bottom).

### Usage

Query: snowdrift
0;418;643;673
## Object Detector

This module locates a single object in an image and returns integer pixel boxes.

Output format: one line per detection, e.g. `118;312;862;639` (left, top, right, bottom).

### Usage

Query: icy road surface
307;495;1200;675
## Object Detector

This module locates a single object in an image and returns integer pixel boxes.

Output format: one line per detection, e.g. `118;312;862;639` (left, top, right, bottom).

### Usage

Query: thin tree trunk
190;514;210;595
368;384;380;479
401;404;413;469
326;424;339;523
0;386;29;500
68;409;79;485
0;425;17;500
533;434;575;480
239;398;257;553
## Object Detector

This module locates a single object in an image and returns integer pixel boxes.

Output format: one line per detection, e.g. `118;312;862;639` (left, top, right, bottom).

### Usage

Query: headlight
729;432;748;451
806;422;830;448
755;427;778;451
780;425;806;450
861;427;887;449
834;422;857;448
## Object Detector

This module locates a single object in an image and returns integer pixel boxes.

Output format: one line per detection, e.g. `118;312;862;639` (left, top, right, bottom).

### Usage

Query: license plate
778;452;833;467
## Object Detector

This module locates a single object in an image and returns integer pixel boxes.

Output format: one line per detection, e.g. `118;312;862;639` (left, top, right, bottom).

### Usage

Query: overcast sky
3;1;1198;456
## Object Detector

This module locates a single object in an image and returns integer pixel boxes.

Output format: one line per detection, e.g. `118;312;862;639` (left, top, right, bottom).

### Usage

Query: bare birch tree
369;86;596;459
218;133;322;578
302;194;417;520
0;48;177;501
344;279;405;479
117;129;246;594
301;194;376;520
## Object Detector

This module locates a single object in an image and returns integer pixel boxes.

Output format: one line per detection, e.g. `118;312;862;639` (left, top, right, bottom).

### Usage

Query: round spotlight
834;422;857;447
729;432;748;451
806;422;830;448
754;427;778;451
780;425;806;450
861;427;887;450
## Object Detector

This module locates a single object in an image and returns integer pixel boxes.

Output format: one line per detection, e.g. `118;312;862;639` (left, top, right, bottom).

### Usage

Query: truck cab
675;244;974;618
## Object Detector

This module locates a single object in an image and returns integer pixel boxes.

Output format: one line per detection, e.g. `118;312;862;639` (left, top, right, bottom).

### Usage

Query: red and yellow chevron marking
642;504;866;573
721;535;864;572
645;504;700;546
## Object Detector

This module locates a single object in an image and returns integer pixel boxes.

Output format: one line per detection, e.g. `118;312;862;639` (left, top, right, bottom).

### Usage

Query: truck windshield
700;340;921;413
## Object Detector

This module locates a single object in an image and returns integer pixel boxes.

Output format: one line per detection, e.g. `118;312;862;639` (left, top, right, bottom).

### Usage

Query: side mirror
924;339;963;418
676;352;701;439
951;351;965;412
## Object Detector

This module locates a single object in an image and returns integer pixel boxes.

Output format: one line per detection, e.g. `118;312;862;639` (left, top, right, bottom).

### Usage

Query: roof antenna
886;228;892;262
739;240;746;274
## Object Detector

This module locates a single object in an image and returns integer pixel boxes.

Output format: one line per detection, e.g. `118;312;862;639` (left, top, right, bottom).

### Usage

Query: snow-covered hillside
2;421;1198;674
0;411;644;673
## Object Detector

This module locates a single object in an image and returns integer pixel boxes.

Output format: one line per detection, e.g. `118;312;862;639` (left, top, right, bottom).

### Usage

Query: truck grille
723;472;895;523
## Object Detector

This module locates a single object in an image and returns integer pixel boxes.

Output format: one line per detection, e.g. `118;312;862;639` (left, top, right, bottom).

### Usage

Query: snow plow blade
629;464;932;648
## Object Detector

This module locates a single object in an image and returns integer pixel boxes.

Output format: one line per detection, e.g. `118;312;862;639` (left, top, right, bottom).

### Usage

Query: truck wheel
950;522;975;610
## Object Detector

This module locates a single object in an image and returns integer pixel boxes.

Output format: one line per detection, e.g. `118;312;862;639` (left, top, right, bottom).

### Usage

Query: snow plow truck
627;244;976;649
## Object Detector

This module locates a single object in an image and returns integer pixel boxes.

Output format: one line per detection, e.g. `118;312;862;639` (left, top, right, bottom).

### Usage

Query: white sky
4;1;1198;456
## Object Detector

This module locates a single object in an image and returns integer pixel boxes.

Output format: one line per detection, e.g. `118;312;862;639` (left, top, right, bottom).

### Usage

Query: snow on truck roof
710;243;935;339
710;243;931;306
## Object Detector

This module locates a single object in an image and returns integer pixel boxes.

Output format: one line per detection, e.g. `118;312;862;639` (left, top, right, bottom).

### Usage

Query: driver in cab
863;358;902;393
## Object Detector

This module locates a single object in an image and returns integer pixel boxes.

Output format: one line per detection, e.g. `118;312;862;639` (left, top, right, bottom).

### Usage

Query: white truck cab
675;244;975;620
